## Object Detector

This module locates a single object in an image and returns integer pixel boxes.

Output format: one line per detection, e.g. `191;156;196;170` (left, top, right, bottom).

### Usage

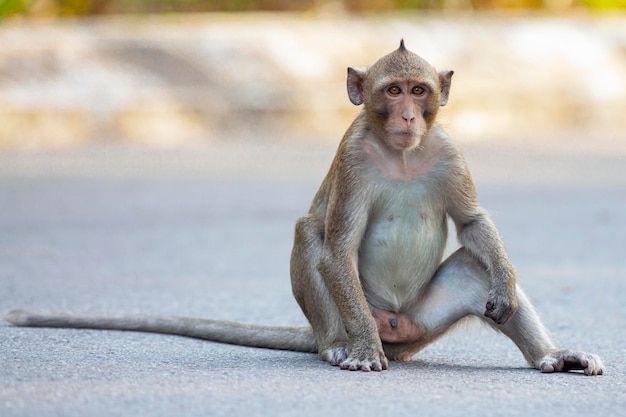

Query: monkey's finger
360;363;372;372
340;355;388;372
371;361;383;372
340;358;368;372
484;303;515;325
483;308;505;324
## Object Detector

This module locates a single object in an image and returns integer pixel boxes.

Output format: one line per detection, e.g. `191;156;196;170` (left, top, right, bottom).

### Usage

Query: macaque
6;41;603;375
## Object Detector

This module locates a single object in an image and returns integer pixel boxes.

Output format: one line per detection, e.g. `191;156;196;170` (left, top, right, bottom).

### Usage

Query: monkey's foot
539;350;604;376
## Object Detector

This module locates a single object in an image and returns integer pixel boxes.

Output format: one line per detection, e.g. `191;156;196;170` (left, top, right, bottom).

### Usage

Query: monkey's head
347;40;453;151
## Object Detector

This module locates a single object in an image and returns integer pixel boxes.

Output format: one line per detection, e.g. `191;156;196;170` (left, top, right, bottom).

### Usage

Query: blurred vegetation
0;0;624;16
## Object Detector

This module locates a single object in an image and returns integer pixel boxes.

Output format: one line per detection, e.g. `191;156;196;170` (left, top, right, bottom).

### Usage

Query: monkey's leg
384;249;603;375
489;287;604;376
290;215;350;365
450;248;604;375
380;249;491;361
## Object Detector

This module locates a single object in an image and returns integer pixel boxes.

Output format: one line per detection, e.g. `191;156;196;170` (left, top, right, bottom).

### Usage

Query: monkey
5;40;603;375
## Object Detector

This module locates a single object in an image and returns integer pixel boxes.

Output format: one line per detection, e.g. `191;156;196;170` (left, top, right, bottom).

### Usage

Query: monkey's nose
402;112;415;123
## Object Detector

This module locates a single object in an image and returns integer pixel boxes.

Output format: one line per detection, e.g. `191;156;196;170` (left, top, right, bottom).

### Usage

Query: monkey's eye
387;86;401;95
412;86;425;96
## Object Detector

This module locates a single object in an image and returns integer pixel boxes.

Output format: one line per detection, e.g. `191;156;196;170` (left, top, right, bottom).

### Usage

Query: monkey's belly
358;208;447;312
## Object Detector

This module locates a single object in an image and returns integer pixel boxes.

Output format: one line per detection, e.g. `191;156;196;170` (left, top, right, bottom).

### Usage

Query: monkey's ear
438;70;454;106
347;67;366;106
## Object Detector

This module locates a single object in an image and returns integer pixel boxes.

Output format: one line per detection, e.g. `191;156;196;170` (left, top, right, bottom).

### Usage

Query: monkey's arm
316;163;388;371
446;159;518;325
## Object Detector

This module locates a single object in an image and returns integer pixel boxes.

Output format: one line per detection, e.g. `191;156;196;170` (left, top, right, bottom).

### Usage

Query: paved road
1;140;625;417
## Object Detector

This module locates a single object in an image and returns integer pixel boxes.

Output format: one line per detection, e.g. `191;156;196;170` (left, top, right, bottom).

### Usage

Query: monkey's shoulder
308;127;468;217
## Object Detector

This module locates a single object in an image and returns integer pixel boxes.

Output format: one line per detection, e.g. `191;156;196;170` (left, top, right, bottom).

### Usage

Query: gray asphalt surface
1;139;625;417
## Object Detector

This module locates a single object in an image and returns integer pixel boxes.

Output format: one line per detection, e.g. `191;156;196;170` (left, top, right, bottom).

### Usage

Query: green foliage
0;0;624;17
0;0;31;16
582;0;626;7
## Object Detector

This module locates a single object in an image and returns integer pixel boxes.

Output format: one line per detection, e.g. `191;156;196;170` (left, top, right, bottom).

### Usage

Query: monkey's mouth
391;130;418;137
388;131;422;151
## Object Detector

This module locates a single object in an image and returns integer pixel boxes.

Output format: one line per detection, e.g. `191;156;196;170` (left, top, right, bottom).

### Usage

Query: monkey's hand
484;283;518;325
339;339;388;372
539;349;604;376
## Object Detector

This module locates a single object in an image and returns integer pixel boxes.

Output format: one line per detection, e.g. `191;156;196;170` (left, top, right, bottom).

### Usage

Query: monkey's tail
5;309;317;353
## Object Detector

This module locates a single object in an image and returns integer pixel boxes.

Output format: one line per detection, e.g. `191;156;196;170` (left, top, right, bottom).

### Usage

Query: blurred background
2;7;626;414
0;0;624;153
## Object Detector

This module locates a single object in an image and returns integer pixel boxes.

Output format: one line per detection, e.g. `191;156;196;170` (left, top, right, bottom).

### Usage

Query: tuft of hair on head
398;39;407;52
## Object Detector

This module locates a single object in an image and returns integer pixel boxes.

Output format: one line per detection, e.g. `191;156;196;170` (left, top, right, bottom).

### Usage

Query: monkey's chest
358;188;447;311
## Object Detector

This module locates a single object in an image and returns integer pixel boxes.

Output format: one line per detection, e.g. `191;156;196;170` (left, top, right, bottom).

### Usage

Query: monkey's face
346;43;453;152
369;78;440;151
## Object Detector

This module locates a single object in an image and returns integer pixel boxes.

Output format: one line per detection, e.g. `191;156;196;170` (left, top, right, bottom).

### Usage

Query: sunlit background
0;1;624;151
